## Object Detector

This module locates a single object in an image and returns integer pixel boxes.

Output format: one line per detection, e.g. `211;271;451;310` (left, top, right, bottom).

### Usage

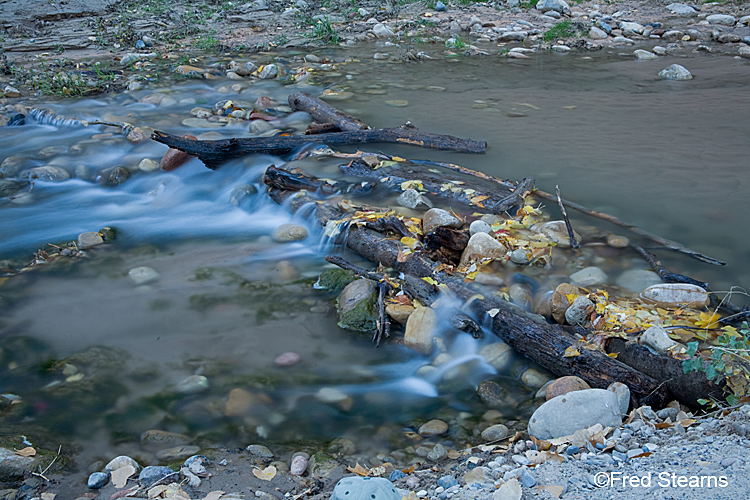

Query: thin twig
406;158;725;266
555;185;579;249
31;445;62;481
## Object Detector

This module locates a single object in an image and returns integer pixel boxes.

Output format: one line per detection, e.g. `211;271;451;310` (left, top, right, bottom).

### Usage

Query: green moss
544;21;576;42
336;291;377;333
316;268;356;294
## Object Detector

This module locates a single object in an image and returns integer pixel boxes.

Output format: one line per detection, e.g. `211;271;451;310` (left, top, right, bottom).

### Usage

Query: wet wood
401;158;725;266
151;124;486;170
340;158;518;213
605;337;722;408
556;185;579;249
288;91;371;132
422;227;469;265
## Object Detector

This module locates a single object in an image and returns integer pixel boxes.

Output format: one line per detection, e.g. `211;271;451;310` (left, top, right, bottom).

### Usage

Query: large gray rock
706;14;736;26
659;64;693;80
634;49;658;60
527;388;624;440
589;27;609;40
619;21;644;35
337;279;378;333
0;447;42;481
569;266;607;287
666;3;697;16
532;221;581;248
535;0;570;14
640;283;709;308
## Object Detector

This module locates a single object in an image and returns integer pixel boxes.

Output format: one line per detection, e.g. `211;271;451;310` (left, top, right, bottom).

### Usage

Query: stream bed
1;45;749;477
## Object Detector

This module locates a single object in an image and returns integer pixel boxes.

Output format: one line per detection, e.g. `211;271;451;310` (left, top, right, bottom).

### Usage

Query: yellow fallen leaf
347;463;370;477
695;311;721;329
563;346;580;357
400;236;419;249
14;447;36;457
470;195;489;207
422;277;439;286
400;180;424;191
202;492;225;500
607;352;619;358
252;465;277;481
111;465;136;488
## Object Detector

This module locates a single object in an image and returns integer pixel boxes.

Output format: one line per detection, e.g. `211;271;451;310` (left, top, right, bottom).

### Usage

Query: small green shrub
543;21;576;41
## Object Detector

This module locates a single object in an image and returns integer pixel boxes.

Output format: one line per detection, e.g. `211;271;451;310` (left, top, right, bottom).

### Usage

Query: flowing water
1;45;749;474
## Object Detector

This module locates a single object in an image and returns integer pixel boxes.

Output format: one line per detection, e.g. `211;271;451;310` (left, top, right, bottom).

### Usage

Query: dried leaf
421;277;439;286
252;465;277;481
401;465;415;474
14;447;36;457
654;422;673;429
202;492;225;500
347;463;370;477
111;465;136;488
487;308;500;318
563;346;580;358
470;195;489;206
400;237;419;249
607;352;619;359
628;452;652;459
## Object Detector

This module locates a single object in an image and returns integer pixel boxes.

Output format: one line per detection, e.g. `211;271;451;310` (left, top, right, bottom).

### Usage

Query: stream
1;45;749;475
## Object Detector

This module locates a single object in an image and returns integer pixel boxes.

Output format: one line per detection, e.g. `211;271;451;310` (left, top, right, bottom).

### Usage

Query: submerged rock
659;64;693;80
273;223;308;242
418;419;448;437
532;221;581;247
640;283;709;308
316;268;356;294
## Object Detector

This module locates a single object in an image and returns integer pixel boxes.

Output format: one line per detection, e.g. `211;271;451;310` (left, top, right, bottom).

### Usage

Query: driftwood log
262;165;681;408
289;91;371;132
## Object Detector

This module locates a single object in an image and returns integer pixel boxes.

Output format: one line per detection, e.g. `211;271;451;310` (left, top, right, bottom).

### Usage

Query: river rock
332;477;401;500
423;208;463;234
608;381;631;414
0;179;29;198
706;14;736;25
589;26;609;39
372;23;395;37
23;166;70;182
160;135;197;171
128;266;159;285
418;419;449;437
385;303;415;324
640;283;709;308
477;380;505;406
141;430;191;447
521;368;551;388
105;455;140;472
405;307;438;354
570;266;607;287
291;454;308;476
156;445;201;461
459;232;506;267
739;45;750;58
527;388;624;440
536;0;570;14
498;31;528;42
667;3;697;16
469;220;491;236
77;231;104;249
565;295;593;326
616;269;661;293
639;325;679;353
274;352;301;366
619;21;644;35
174;374;209;394
550;283;580;324
532;221;581;248
659;64;693;80
634;49;658;60
88;471;110;489
107;166;130;186
479;342;515;372
397;188;432;210
0;447;43;481
139;465;178;488
246;444;274;459
138;158;160;172
273;223;308;242
337;278;378;332
316;268;356;294
2;85;21;98
481;423;509;441
224;388;272;417
546;376;591;400
606;234;629;248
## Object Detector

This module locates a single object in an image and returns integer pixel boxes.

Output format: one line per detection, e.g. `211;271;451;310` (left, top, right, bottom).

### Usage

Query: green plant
445;36;468;50
299;15;340;45
520;0;539;8
683;321;750;405
196;32;220;51
543;21;576;42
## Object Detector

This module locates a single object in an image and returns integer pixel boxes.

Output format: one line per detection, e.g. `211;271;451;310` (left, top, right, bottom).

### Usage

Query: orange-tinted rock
550;283;580;324
545;376;591;401
160;135;196;171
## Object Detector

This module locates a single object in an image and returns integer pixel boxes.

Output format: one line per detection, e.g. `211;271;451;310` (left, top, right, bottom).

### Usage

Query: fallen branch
289;91;371;132
556;185;579;249
151;124;486;170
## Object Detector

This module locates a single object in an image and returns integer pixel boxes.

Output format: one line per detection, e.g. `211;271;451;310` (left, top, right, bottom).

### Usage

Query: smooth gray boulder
527;388;624;440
